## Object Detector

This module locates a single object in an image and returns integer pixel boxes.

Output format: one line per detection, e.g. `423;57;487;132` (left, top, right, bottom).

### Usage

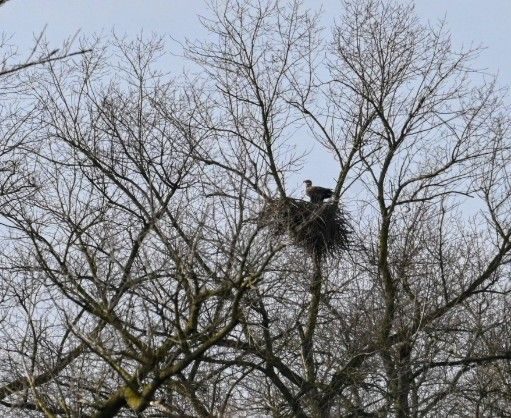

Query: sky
1;0;509;77
1;0;510;193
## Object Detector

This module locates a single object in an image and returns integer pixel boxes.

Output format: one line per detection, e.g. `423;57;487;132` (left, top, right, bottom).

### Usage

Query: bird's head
303;179;312;187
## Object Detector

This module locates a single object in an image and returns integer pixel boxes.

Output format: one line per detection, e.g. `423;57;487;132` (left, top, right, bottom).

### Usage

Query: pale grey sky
2;1;509;78
1;0;510;191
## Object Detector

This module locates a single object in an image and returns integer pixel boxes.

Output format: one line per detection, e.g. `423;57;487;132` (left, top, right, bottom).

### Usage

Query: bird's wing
311;186;333;194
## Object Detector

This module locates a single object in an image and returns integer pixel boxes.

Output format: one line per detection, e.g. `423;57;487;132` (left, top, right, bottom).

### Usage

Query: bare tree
0;2;91;208
0;1;510;417
0;34;284;417
178;1;511;417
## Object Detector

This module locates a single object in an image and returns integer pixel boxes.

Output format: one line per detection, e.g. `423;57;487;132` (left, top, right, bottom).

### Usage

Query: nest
259;197;350;258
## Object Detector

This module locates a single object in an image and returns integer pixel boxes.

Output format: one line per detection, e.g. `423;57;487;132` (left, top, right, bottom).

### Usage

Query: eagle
303;179;333;203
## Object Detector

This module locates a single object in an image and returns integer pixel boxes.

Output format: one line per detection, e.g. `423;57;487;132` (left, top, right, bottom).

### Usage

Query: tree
0;1;510;417
0;0;91;210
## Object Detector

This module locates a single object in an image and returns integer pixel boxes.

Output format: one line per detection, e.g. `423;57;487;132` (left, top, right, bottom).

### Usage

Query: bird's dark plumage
304;180;333;203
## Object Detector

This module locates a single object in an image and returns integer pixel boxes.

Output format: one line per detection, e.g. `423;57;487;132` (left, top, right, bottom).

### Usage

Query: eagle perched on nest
304;179;333;203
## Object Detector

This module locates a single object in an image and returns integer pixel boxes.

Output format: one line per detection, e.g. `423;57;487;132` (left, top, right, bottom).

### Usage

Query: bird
303;180;333;203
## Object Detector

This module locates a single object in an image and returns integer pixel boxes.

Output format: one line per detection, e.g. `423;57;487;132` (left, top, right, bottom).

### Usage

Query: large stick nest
259;197;350;258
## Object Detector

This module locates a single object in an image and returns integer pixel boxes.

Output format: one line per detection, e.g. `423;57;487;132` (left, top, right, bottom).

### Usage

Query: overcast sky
2;0;510;192
2;0;509;75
